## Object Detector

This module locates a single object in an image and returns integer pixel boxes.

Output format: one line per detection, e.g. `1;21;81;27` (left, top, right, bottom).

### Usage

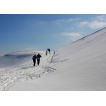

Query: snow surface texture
1;27;106;91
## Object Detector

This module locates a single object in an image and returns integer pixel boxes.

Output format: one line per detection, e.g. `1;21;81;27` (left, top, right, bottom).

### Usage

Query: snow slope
1;27;106;91
0;51;45;90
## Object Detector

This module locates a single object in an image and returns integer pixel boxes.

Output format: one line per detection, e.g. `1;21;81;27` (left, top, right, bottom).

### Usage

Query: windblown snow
1;27;106;91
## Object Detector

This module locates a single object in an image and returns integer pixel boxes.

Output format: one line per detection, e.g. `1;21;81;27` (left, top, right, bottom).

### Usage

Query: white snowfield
1;27;106;91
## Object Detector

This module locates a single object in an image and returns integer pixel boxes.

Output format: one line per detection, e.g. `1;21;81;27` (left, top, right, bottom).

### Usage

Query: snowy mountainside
1;27;106;91
49;27;106;90
54;27;106;68
0;51;54;91
9;27;106;91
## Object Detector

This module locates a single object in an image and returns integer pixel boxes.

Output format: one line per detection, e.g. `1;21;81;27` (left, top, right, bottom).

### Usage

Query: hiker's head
34;54;36;56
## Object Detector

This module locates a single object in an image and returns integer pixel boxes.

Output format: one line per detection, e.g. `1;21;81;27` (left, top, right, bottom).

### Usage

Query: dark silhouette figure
37;53;42;66
48;48;50;53
32;54;37;66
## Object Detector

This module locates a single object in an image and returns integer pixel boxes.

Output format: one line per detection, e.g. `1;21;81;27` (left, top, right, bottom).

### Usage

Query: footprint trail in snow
0;51;56;91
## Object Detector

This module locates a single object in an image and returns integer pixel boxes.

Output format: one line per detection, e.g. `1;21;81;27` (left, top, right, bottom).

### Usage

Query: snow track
0;51;56;91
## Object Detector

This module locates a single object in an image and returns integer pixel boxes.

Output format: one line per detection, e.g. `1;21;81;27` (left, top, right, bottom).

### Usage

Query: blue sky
0;14;106;56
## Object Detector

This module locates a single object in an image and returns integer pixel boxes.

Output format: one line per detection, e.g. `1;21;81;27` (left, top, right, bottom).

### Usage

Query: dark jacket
32;55;37;60
37;54;41;59
48;49;50;52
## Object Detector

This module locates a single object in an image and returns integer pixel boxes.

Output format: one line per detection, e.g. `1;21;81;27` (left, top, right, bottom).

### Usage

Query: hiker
32;54;37;66
48;48;50;53
37;53;42;66
46;50;48;56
